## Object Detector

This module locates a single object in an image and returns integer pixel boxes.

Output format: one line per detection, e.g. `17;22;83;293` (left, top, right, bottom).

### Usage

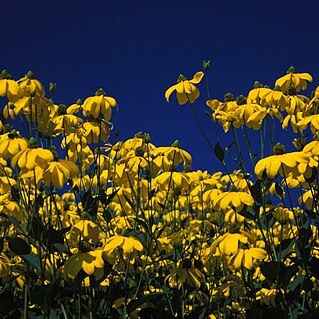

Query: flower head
165;71;204;105
275;66;312;93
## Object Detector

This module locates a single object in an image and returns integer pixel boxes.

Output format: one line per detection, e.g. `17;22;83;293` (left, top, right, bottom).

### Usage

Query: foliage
0;65;319;318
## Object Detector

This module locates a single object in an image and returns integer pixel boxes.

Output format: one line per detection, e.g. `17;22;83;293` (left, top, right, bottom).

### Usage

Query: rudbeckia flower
82;88;117;120
213;191;254;212
103;235;143;256
165;258;206;290
0;70;19;99
63;249;104;280
152;141;192;167
0;130;28;159
43;159;79;188
153;171;189;190
69;220;101;245
275;66;312;93
18;71;45;97
229;247;267;270
211;232;249;256
254;151;309;179
165;71;204;105
11;139;54;170
247;87;288;111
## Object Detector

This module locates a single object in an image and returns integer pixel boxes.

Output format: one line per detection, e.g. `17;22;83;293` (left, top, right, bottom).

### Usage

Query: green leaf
238;205;256;221
29;217;45;241
102;209;113;223
46;226;64;246
30;284;55;306
9;237;31;255
259;210;275;230
275;238;295;260
52;243;71;255
260;261;285;284
133;217;150;234
21;253;41;271
99;188;119;206
214;142;224;162
249;181;262;204
4;214;23;231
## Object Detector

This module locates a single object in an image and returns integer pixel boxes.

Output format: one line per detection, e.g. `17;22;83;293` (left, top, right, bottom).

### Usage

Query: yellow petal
190;71;204;84
164;85;176;102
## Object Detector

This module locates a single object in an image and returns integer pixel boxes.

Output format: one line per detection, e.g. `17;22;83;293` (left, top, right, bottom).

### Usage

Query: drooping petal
165;85;176;102
190;71;204;84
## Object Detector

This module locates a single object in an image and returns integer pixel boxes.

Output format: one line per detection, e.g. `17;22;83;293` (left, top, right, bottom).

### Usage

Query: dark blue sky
2;0;319;173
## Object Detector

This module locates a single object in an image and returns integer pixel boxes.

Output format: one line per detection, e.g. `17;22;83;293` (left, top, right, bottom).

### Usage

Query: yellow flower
0;70;19;99
297;114;319;134
82;89;117;120
103;235;143;256
229;247;267;270
247;87;288;111
256;288;284;307
275;66;312;93
63;249;104;280
17;71;45;97
165;258;206;290
0;130;28;159
254;151;309;179
213;191;254;212
152;142;192;167
48;104;83;135
43;160;79;188
69;220;101;245
82;120;110;143
246;104;283;130
211;232;249;256
154;171;189;190
165;71;204;105
11;141;54;170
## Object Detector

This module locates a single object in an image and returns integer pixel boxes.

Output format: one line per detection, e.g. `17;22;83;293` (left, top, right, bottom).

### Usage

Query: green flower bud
0;70;11;80
8;129;19;139
236;95;247;105
4;124;13;133
177;74;187;83
273;142;285;155
203;60;211;71
134;131;144;139
95;88;105;96
253;81;263;89
224;93;235;102
287;66;296;74
25;71;35;79
57;104;67;115
172;139;181;148
76;98;82;105
49;82;56;93
28;137;38;148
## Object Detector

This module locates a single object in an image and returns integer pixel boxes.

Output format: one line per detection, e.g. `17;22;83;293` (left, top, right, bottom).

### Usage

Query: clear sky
2;0;319;173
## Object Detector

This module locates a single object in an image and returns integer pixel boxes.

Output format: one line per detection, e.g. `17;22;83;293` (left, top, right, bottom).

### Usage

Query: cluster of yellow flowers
0;67;318;318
